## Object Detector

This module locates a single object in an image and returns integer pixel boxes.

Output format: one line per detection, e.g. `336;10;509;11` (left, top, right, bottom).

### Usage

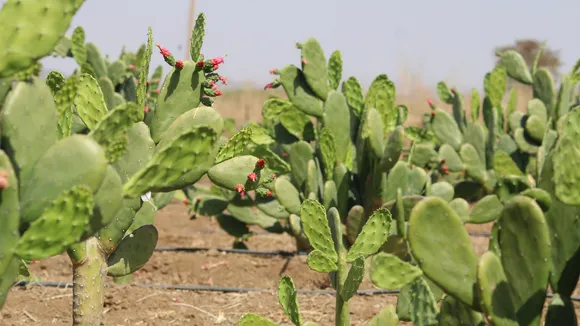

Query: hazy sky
19;0;580;92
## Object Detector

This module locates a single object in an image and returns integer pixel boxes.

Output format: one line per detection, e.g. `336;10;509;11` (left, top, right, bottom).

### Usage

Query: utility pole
185;0;196;59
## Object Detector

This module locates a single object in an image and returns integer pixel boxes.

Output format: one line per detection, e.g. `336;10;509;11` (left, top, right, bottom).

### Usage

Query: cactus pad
300;38;330;100
553;107;580;205
124;127;218;197
17;185;93;260
238;313;277;326
346;208;391;262
107;225;158;277
367;305;398;326
279;65;323;117
340;256;365;302
277;275;302;325
73;74;108;130
300;199;338;262
328;50;342;90
0;152;18;275
341;76;364;118
306;249;338;273
408;197;479;308
370;252;422;290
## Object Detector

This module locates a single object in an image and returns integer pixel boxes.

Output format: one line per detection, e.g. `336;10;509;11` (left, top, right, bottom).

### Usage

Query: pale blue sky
19;1;580;91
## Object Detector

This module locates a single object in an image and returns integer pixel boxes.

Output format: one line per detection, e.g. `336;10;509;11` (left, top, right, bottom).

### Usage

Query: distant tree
494;39;562;81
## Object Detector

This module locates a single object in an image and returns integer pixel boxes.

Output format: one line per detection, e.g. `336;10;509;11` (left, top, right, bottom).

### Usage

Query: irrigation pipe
185;229;492;237
13;281;580;301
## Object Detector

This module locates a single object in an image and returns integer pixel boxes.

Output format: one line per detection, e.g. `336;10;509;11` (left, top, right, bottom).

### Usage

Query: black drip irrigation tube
14;281;580;302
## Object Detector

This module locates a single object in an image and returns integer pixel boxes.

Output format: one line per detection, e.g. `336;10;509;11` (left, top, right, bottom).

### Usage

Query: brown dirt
2;201;579;325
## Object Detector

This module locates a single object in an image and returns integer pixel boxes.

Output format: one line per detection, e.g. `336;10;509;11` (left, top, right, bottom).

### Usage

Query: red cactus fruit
264;83;273;90
144;106;150;113
197;61;204;68
235;184;245;193
175;60;184;70
155;89;160;94
247;172;258;182
440;159;446;164
256;158;266;168
441;165;449;174
183;199;189;205
266;189;272;197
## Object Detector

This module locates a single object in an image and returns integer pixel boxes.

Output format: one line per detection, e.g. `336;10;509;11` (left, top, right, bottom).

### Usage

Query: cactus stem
71;237;107;326
331;211;349;326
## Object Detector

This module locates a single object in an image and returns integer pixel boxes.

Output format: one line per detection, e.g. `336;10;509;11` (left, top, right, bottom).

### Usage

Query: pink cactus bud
301;58;308;65
156;89;160;94
215;89;222;96
427;99;434;106
266;189;272;197
264;83;273;90
256;158;266;168
156;44;171;58
401;153;407;159
183;199;189;205
144;106;150;113
240;191;246;198
129;64;136;70
269;68;279;75
218;75;228;85
235;184;245;193
0;171;9;189
441;165;449;174
247;172;258;182
212;57;225;65
175;60;184;70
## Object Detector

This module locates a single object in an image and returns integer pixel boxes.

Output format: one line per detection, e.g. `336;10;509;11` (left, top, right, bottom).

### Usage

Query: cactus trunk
331;212;350;326
72;237;107;326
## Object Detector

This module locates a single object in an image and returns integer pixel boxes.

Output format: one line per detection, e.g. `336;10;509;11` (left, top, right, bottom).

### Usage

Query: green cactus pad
289;141;314;188
323;91;351;162
112;122;155;184
191;194;228;217
71;27;87;66
215;125;253;164
53;74;78;138
97;198;142;254
89;102;140;161
17;185;93;260
227;196;284;232
430;182;454;202
84;165;123;238
436;81;453;104
520;188;551;212
135;28;153;120
439;295;485;326
546;294;578;326
0;152;19;275
346;208;391;262
363;108;385;157
85;43;107;78
466;195;503;224
279;105;313;139
300;199;338;262
345;205;364;244
149;61;204;142
476;251;518;326
365;74;397;133
107;225;158;277
255;196;290;219
532;67;556;113
189;13;206;61
279;65;323;117
98;77;116;110
464;123;487;167
73;74;108;130
340;255;365;302
524;115;546;142
431;108;463;151
367;305;398;326
300;38;330;100
123;199;156;236
328;50;342;90
306;249;338;273
318;128;336;179
407;278;440;326
553;107;580;205
449;198;470;221
107;60;126;85
538;154;580;296
383;161;409;202
238;313;277;326
497;50;533;84
274;177;301;215
251;146;291;176
497;196;550;326
341;76;364;118
0;257;20;309
46;71;65;94
452;91;467;132
493;150;524;177
484;66;507;109
409;144;438;168
123;126;217;196
460;143;487;184
322;180;337;210
370;252;422;290
277;275;302;325
438;144;463;172
378;126;404;172
0;0;83;77
408;197;479;309
1;77;58;184
20;135;107;223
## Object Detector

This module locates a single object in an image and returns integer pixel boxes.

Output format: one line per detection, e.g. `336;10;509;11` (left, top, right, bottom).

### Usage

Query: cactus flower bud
301;58;308;65
282;152;288;157
427;99;434;106
212;57;225;65
266;189;272;197
129;64;136;70
264;83;273;90
144;106;150;113
440;159;446;164
218;75;228;85
215;89;222;96
269;68;280;75
156;89;160;94
441;165;449;174
431;112;436;118
196;197;201;203
235;184;245;193
256;158;266;168
197;61;204;68
175;60;184;70
401;153;407;159
247;172;258;182
183;199;189;205
156;44;171;57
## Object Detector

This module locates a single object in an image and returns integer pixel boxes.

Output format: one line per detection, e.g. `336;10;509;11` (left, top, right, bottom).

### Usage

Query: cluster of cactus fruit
3;1;580;326
0;1;230;324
